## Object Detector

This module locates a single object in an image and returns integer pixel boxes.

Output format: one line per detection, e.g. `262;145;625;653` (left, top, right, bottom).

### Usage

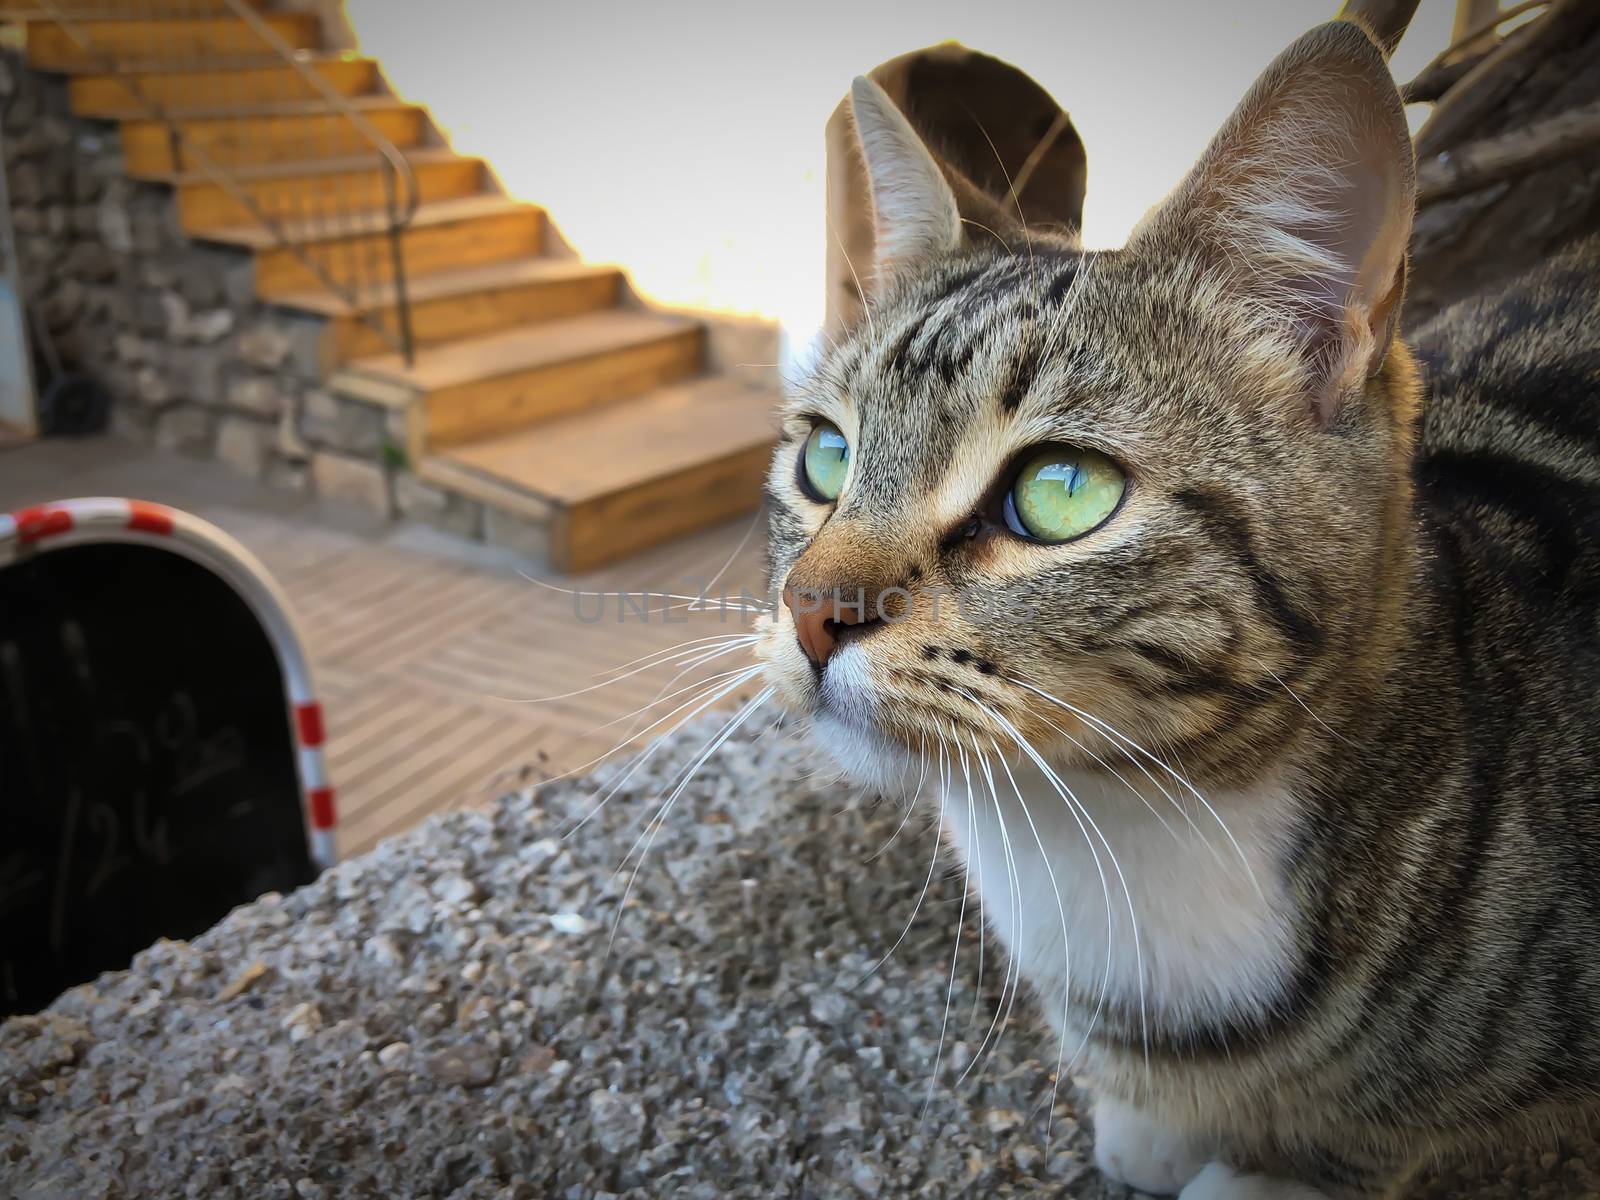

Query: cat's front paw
1092;1097;1209;1195
1178;1161;1331;1199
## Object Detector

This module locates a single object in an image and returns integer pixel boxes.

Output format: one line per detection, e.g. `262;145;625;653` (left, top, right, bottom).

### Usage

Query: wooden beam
1416;97;1600;203
1335;0;1422;56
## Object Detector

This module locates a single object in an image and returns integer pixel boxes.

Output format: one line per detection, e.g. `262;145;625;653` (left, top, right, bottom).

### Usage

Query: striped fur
758;20;1600;1200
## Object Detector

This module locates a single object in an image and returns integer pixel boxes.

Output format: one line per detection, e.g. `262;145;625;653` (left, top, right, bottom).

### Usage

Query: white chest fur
938;756;1301;1045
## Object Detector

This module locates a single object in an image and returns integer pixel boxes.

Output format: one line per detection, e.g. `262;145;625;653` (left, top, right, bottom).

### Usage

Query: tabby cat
754;19;1600;1199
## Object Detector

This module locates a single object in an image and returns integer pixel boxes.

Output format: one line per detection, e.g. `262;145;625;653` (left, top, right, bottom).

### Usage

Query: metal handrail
30;0;418;364
223;0;419;228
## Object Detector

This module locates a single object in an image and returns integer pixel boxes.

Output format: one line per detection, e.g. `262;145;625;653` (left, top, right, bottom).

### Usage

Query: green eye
1004;446;1126;543
801;421;850;501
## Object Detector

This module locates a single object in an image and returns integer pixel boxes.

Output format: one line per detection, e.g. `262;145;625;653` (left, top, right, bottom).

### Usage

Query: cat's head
757;22;1421;793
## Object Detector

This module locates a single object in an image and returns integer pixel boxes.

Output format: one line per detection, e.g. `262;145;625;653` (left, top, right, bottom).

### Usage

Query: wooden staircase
19;3;778;572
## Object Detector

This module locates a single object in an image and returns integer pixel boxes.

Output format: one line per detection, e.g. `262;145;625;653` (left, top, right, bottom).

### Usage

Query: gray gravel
2;717;1595;1198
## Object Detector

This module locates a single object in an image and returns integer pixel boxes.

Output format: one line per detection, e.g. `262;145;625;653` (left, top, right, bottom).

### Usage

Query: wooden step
426;378;779;572
119;96;424;175
412;455;557;526
171;149;483;232
197;195;544;298
26;14;316;71
350;310;705;449
69;55;378;118
275;258;623;364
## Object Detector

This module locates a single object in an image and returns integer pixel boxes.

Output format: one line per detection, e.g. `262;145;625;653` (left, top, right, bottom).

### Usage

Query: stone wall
1;46;404;523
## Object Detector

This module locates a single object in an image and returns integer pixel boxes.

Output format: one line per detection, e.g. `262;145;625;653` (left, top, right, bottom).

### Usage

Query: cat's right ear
1130;22;1415;424
849;76;962;287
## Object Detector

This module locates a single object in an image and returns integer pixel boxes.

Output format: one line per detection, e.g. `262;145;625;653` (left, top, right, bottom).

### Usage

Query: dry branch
1416;98;1600;204
1403;0;1600;327
1402;0;1548;103
1416;0;1600;158
1404;50;1490;104
1336;0;1422;56
1450;0;1504;57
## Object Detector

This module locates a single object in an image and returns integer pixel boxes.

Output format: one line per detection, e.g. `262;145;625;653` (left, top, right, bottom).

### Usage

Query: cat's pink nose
783;584;872;665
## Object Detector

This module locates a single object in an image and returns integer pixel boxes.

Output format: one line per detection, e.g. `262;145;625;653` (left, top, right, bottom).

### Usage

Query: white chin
809;710;918;796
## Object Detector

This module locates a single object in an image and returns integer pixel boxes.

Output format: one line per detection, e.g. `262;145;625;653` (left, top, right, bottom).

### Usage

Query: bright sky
348;0;1461;351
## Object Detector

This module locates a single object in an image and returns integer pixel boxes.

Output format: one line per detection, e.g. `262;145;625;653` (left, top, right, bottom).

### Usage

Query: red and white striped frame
0;497;339;869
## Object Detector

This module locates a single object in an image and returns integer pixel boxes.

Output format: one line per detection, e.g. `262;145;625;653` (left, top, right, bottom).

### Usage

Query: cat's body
946;240;1600;1198
758;20;1600;1198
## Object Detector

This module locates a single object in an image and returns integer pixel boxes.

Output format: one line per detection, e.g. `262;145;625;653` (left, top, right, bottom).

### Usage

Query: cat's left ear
849;76;963;287
1132;21;1415;424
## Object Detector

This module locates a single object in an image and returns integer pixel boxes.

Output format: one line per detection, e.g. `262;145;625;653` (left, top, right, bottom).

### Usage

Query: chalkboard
0;542;316;1017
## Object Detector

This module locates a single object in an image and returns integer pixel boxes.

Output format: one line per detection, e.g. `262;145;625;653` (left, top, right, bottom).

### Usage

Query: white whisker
922;736;975;1122
966;745;988;1032
864;734;931;864
858;734;947;986
541;660;762;795
1021;703;1210;855
1009;676;1263;901
1260;661;1354;748
518;570;774;617
962;692;1143;1068
962;104;1033;268
561;666;765;839
955;728;1026;1085
588;631;752;681
500;634;758;707
829;214;876;342
678;502;765;598
621;638;766;744
1037;245;1100;369
987;738;1073;1145
604;685;776;959
958;216;1013;255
